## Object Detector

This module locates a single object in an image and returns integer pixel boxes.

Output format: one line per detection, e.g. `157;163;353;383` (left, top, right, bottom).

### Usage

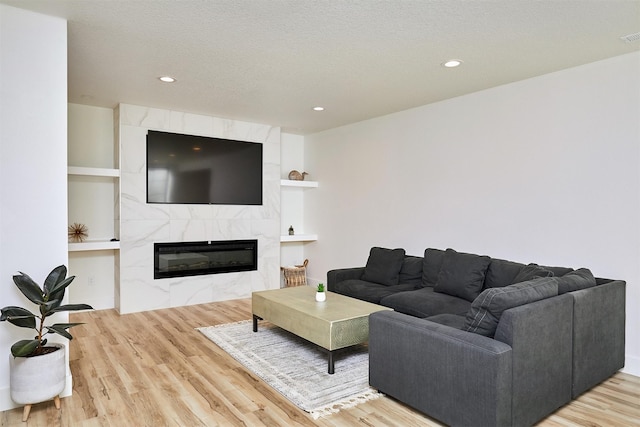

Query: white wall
0;5;69;410
304;52;640;376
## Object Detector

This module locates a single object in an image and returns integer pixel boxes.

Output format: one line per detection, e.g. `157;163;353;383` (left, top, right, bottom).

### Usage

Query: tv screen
146;130;263;205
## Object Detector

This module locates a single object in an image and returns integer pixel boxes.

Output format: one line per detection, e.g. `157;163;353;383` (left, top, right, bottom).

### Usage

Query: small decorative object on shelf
67;223;88;243
288;170;309;181
288;225;294;235
316;283;326;302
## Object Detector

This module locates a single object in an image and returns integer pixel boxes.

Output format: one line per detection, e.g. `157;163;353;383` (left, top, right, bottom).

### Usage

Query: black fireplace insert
154;240;258;279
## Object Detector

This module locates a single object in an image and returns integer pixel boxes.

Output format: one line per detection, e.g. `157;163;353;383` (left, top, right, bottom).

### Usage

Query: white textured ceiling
2;0;639;134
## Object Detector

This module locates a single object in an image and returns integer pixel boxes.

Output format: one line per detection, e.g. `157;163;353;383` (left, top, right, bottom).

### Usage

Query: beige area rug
198;320;383;419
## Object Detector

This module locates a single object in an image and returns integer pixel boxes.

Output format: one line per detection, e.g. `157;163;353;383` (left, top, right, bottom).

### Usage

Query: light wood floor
1;298;639;426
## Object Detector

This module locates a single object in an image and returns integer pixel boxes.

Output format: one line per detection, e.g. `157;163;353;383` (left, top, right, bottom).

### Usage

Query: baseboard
622;354;640;377
0;374;72;412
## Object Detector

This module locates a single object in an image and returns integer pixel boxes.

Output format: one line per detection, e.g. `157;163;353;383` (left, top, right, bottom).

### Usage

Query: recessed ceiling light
159;76;176;83
313;106;325;111
442;60;463;68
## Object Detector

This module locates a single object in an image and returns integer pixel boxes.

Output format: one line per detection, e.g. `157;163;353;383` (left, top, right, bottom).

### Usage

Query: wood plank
1;298;638;426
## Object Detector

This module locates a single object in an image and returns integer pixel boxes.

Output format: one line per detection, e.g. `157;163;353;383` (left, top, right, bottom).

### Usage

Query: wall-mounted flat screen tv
146;130;263;205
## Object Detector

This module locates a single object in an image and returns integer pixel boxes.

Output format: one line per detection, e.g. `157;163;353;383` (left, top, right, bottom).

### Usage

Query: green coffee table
252;286;392;374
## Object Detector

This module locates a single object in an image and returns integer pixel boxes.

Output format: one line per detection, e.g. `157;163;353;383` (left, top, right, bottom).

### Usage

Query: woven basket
281;259;309;287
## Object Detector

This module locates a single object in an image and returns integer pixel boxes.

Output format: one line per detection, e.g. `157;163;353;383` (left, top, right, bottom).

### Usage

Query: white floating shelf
68;240;120;252
280;234;318;242
68;166;120;177
280;179;318;188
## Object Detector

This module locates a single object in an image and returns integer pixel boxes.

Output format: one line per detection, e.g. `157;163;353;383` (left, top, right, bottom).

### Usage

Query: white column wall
116;104;281;313
0;5;68;410
303;52;640;376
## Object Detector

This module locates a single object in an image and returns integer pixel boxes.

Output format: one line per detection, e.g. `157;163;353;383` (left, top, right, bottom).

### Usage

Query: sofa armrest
369;311;513;427
327;267;364;291
569;279;625;397
494;293;573;426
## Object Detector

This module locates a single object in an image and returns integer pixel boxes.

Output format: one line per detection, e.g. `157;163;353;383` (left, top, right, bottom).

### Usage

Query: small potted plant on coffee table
316;283;326;302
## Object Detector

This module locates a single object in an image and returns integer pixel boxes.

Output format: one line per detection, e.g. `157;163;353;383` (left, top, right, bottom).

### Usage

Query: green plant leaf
10;339;40;357
13;272;44;305
40;299;61;317
46;323;84;340
43;265;67;295
48;276;74;304
50;303;93;313
0;306;36;329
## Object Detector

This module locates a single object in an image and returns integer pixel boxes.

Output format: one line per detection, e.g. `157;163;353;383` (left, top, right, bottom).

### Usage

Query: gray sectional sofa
327;247;626;427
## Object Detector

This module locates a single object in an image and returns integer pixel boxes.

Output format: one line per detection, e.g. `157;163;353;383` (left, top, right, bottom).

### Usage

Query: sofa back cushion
421;248;445;287
433;248;491;302
398;255;423;286
484;258;526;288
512;263;554;283
556;268;596;294
541;265;574;277
361;247;406;286
464;277;559;337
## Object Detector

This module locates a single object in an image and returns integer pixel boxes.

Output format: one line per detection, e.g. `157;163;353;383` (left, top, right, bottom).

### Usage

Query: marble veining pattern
116;104;281;314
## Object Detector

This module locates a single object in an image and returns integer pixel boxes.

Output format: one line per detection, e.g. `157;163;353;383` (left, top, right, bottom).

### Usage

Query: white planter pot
316;291;326;302
9;343;66;405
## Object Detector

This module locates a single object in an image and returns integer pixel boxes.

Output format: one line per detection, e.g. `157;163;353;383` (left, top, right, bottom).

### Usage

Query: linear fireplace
154;240;258;279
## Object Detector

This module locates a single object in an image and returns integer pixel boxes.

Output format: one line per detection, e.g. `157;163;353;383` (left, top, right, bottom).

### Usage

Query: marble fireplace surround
116;104;281;314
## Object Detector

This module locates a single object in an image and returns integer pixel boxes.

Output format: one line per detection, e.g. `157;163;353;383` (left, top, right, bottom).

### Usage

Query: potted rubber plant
0;265;93;421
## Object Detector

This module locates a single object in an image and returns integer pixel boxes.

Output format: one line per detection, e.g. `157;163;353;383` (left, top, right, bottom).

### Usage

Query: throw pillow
464;277;559;337
512;263;554;283
433;248;491;302
361;247;406;286
556;268;596;294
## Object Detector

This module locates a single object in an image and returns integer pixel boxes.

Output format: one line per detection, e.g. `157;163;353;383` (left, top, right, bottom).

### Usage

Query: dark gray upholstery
494;294;573;426
370;311;513;427
361;247;406;286
425;313;466;329
398;255;423;286
433;248;491;301
556;268;596;294
329;247;626;426
421;248;445;287
464;277;558;337
541;265;574;276
380;287;471;317
327;267;364;291
512;263;554;283
484;258;526;288
569;279;626;397
370;294;574;427
330;279;416;304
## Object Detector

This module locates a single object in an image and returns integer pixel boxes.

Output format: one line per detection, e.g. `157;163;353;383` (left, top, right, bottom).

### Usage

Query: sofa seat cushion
464;277;559;337
425;313;466;329
331;279;416;304
380;287;472;318
434;248;491;301
556;268;596;294
361;247;406;286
